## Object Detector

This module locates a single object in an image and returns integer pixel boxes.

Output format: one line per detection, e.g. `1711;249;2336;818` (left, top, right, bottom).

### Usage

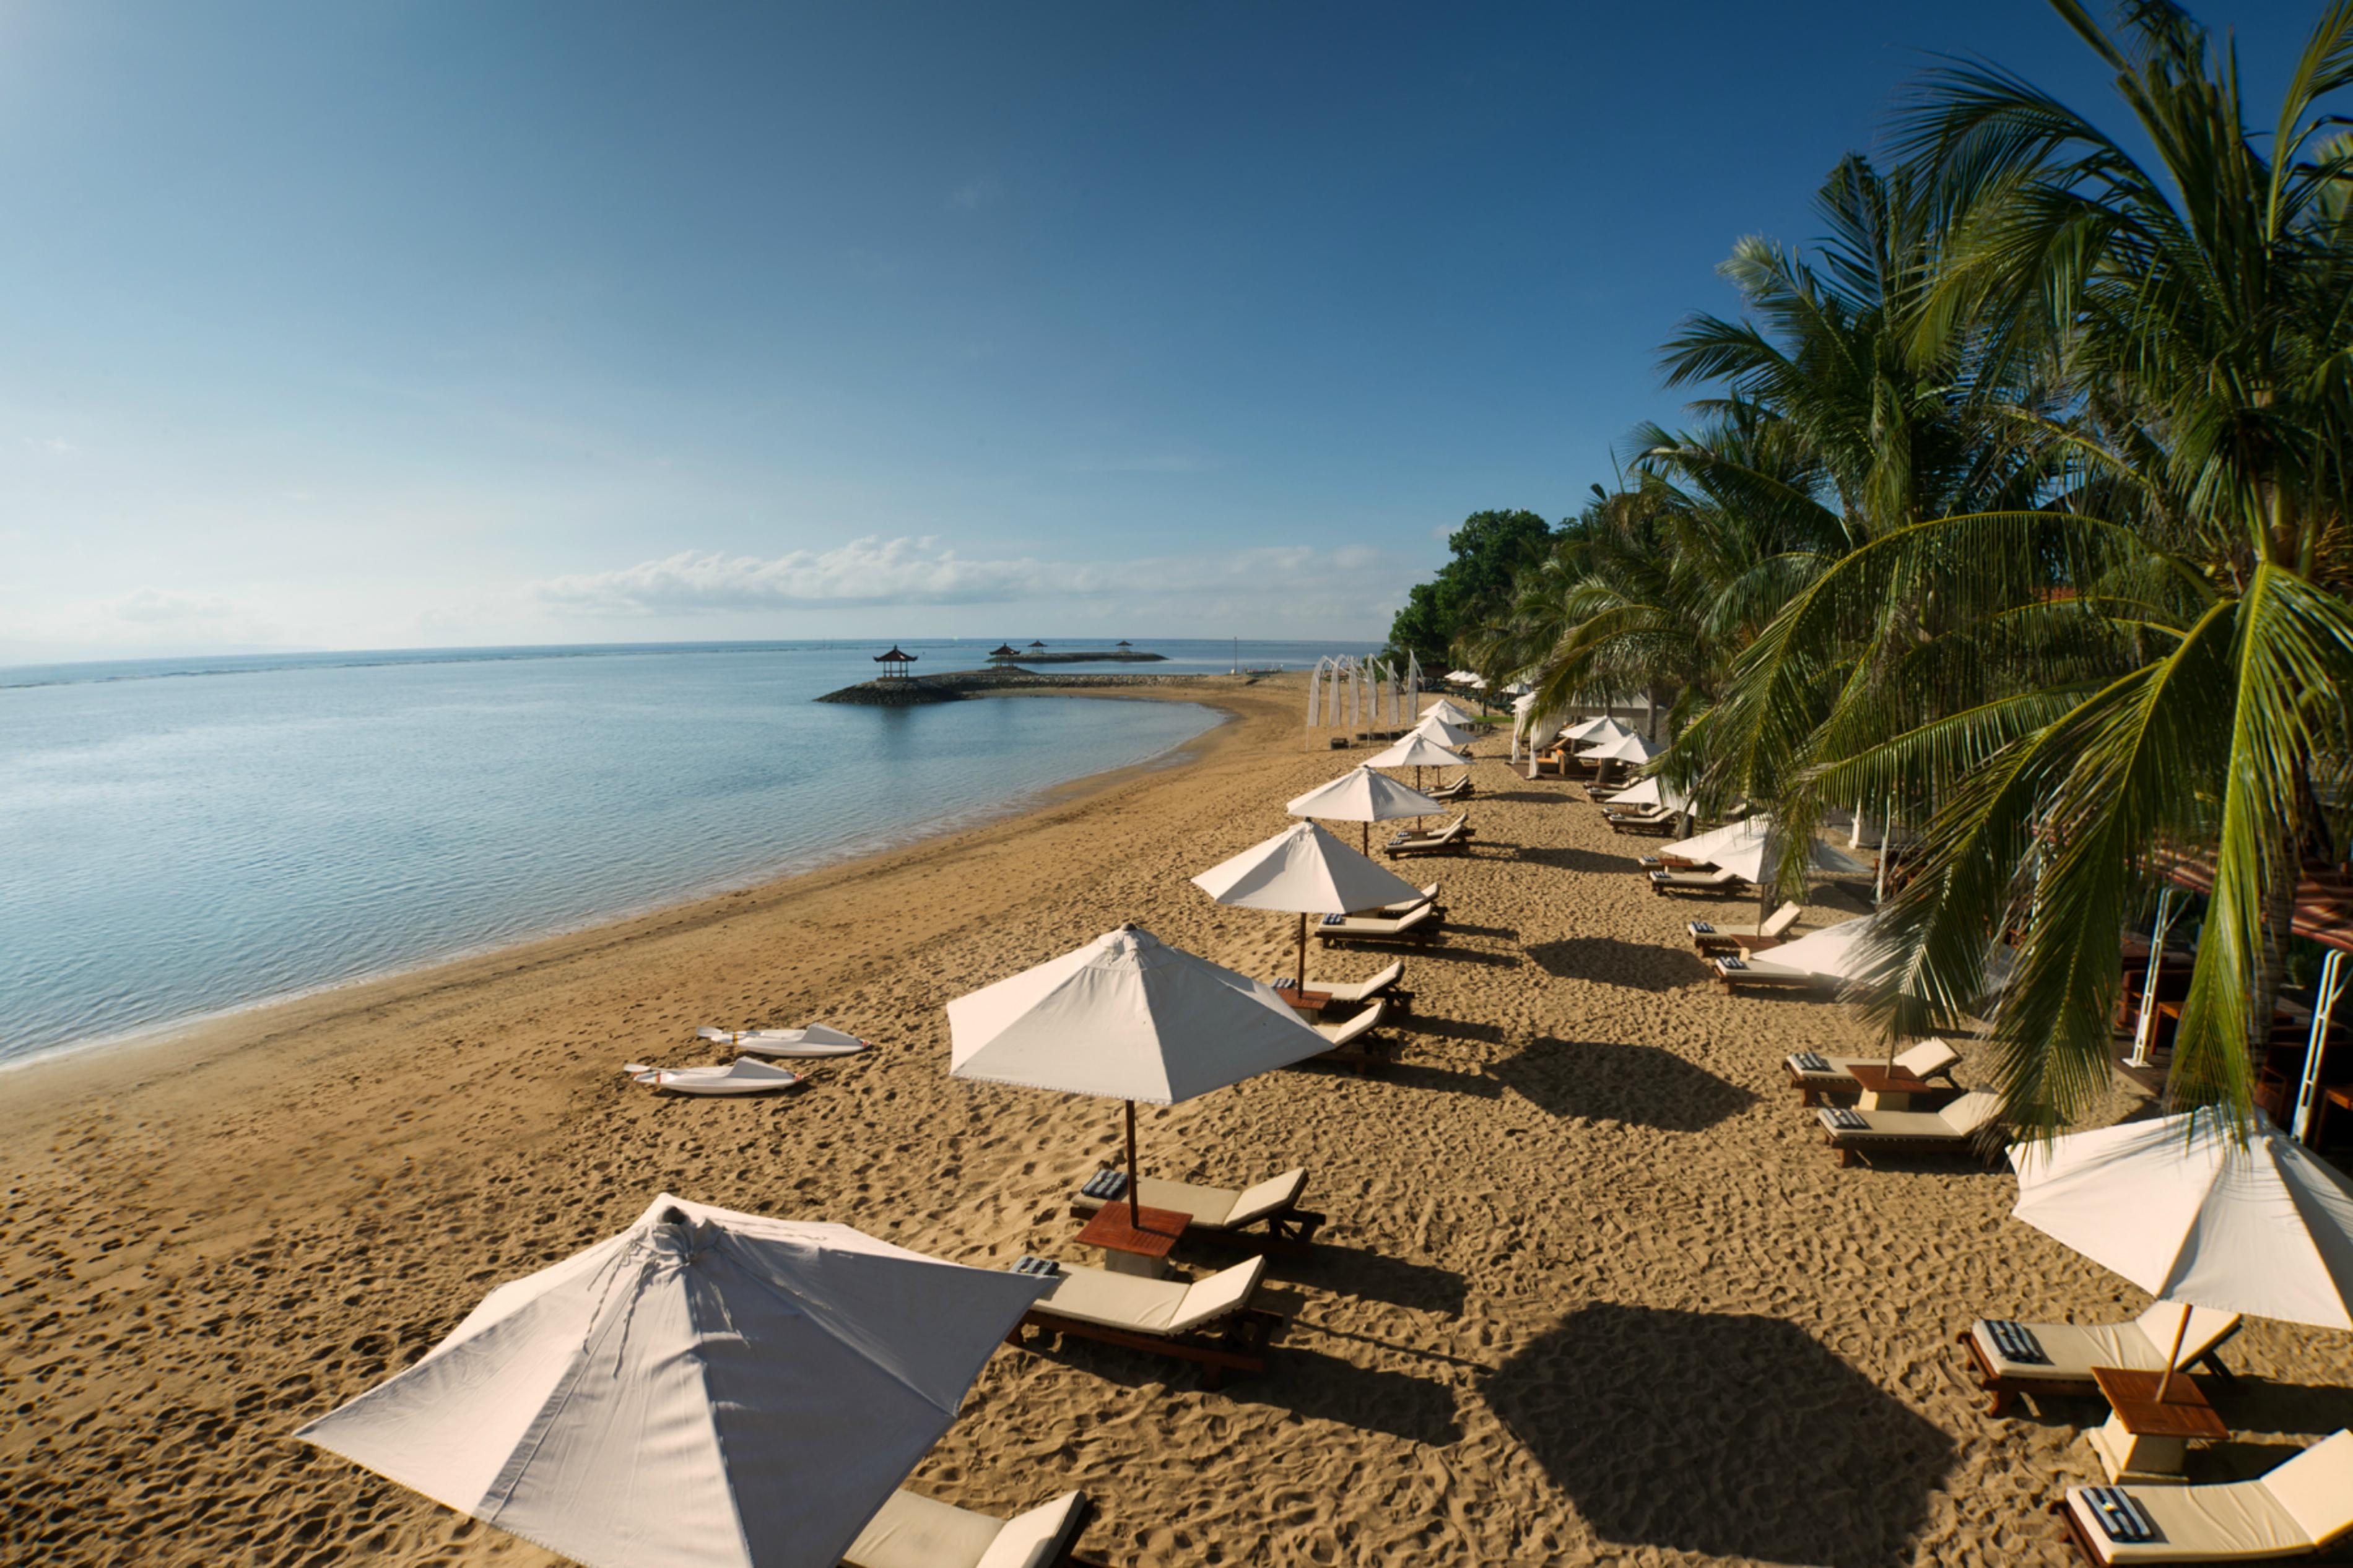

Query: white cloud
529;535;1404;631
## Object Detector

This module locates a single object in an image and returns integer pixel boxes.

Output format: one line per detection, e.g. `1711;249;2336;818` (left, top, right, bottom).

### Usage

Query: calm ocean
0;638;1370;1068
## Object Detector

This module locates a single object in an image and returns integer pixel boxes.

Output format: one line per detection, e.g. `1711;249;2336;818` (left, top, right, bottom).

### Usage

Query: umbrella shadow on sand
1523;936;1710;992
1486;1304;1955;1567
1489;1039;1756;1133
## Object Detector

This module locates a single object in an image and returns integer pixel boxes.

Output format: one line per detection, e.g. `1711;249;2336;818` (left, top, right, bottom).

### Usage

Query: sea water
0;638;1372;1067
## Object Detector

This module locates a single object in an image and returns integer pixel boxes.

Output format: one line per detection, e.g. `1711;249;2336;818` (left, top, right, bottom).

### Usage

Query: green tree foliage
1383;509;1557;669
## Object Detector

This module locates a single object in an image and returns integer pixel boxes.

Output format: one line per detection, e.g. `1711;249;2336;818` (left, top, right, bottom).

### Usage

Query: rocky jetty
817;665;1232;706
985;649;1166;664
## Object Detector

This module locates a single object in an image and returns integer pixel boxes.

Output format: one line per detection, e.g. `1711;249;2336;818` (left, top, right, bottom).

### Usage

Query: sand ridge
3;674;2349;1567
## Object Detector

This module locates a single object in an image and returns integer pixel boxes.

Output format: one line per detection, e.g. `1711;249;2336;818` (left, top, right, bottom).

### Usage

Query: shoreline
0;680;1248;1107
8;667;2348;1568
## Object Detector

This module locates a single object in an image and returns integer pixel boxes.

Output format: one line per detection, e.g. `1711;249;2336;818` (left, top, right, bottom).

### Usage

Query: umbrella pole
1296;911;1308;990
2155;1302;2192;1404
1125;1099;1141;1230
1361;821;1369;857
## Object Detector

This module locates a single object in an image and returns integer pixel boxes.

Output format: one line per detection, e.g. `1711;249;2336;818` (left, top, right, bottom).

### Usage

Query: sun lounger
1817;1089;2004;1166
1009;1257;1284;1388
1606;810;1681;836
1782;1038;1962;1104
1372;884;1440;917
1651;867;1747;896
1385;816;1472;857
845;1487;1103;1568
1690;903;1804;955
1316;959;1407;1008
1712;953;1820;992
2050;1429;2353;1565
697;1023;870;1057
1309;998;1393;1071
1957;1301;2242;1416
1069;1167;1323;1252
623;1057;804;1095
1425;776;1472;802
1637;853;1710;872
1316;903;1440;945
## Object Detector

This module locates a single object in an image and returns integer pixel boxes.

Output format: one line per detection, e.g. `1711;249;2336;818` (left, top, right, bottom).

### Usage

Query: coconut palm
1715;0;2353;1131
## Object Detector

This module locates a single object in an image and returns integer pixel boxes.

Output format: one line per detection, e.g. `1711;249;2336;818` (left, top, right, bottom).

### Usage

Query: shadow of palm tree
1513;844;1643;875
1487;1039;1756;1132
1524;936;1710;992
1485;1304;1955;1567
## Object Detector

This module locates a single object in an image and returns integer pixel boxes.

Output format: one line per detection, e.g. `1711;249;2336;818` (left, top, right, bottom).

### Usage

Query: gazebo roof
1116;639;1133;648
1027;639;1047;648
988;644;1020;656
874;646;916;663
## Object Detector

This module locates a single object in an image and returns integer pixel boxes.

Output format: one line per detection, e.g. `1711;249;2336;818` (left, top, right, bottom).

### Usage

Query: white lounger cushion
1325;906;1432;937
1657;868;1739;888
1820;1089;2002;1141
1315;1000;1386;1046
1786;1039;1964;1084
845;1488;1089;1568
1720;956;1811;982
1967;1303;2239;1384
1071;1168;1305;1230
1321;960;1404;1003
2060;1430;2353;1563
1037;1257;1266;1336
1692;903;1801;941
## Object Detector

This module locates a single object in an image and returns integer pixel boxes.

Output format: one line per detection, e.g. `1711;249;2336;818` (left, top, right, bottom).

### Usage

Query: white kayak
695;1023;870;1057
625;1057;804;1096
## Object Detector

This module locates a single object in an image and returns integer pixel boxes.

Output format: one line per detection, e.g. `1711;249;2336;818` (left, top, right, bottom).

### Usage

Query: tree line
1388;0;2353;1132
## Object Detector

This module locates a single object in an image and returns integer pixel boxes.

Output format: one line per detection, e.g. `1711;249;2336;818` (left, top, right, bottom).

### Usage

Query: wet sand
3;674;2348;1567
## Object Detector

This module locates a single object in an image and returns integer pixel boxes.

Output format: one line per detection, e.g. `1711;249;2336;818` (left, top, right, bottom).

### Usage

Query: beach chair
2050;1429;2353;1565
1425;776;1473;802
1316;903;1440;945
1649;867;1747;898
1008;1257;1284;1388
1069;1167;1323;1253
1690;903;1803;955
1372;883;1440;918
1711;953;1820;992
1638;852;1712;873
1310;998;1393;1071
1817;1089;2004;1167
1605;809;1681;837
1957;1301;2242;1417
1782;1038;1962;1104
1317;959;1408;1010
845;1488;1105;1568
1385;816;1472;857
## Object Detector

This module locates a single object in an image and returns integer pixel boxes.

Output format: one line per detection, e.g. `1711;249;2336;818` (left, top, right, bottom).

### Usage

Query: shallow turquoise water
0;639;1370;1065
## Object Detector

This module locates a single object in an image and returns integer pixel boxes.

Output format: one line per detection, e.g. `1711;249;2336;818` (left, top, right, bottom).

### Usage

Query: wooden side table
2086;1366;2228;1483
1074;1203;1188;1278
1271;987;1332;1018
1846;1062;1929;1111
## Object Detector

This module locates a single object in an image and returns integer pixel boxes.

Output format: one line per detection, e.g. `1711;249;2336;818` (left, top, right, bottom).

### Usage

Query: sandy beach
4;674;2349;1568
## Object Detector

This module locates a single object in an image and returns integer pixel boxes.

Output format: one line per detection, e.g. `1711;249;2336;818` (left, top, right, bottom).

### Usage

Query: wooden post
1295;911;1308;990
1125;1099;1142;1231
2154;1302;2193;1405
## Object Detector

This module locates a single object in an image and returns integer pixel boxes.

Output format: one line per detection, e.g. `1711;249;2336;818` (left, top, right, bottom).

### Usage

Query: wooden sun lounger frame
1008;1302;1287;1390
1823;1121;2006;1169
1714;961;1820;994
1316;909;1445;945
1957;1325;2242;1417
1606;812;1681;837
1064;1192;1326;1257
1385;820;1472;858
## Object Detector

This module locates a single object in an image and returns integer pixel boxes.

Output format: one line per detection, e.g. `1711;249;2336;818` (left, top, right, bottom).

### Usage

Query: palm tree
1714;0;2353;1130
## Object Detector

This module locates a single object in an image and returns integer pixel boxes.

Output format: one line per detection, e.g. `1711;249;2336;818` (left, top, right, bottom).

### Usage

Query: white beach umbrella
2011;1108;2353;1397
1609;775;1691;813
1364;729;1472;792
1663;815;1867;884
1191;820;1424;987
295;1194;1051;1568
1577;732;1658;765
948;923;1328;1225
1414;713;1479;750
1286;765;1448;852
1424;697;1478;726
1565;716;1632;744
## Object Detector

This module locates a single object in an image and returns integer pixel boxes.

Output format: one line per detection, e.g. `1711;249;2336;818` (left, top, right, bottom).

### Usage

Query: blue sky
0;0;2311;661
